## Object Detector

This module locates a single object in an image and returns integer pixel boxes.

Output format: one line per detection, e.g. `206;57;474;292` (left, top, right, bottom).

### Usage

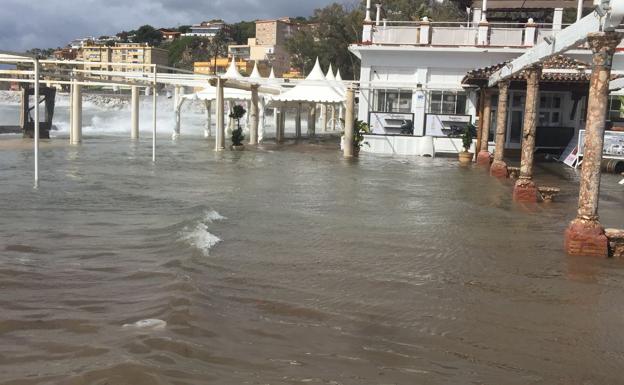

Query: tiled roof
462;55;598;85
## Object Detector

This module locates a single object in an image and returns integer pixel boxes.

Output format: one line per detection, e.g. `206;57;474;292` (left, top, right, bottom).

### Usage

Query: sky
0;0;344;52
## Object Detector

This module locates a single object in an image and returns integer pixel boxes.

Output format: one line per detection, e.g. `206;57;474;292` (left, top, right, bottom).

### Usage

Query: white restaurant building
349;0;624;156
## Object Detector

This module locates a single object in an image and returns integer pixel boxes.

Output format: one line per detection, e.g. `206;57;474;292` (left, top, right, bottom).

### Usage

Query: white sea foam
204;210;226;222
180;210;225;256
122;318;167;330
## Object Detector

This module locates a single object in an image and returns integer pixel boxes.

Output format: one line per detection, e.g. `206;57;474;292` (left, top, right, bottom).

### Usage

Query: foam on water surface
122;318;167;330
180;210;225;256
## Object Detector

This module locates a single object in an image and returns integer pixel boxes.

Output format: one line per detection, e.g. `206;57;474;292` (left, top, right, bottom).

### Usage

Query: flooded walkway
1;136;623;384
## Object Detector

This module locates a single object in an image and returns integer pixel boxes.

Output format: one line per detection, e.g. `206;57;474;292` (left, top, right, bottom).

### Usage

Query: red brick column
490;81;509;178
476;89;493;166
565;32;623;257
513;66;541;202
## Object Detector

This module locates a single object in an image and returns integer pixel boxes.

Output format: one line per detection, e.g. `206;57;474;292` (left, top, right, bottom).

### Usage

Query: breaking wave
180;210;226;256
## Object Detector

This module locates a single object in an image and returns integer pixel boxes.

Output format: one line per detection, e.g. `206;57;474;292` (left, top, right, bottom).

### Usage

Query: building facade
79;43;168;77
349;2;624;155
183;21;231;39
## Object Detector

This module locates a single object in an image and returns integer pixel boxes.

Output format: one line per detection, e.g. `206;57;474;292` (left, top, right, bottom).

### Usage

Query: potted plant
458;123;477;164
341;119;370;156
229;104;246;151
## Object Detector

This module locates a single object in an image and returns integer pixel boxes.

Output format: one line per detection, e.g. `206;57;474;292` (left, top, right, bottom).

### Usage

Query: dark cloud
0;0;343;51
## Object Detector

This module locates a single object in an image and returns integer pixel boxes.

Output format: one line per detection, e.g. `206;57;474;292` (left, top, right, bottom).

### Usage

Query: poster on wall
424;114;471;137
368;112;416;135
578;130;624;159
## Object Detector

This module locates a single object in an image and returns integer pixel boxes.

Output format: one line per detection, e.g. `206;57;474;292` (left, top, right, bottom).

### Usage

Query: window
373;89;413;113
538;93;563;127
608;95;624;121
428;91;467;115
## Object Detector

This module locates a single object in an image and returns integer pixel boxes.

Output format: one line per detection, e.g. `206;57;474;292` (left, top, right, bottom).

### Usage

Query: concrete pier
131;86;139;139
513;67;541;203
476;89;492;165
565;32;622;257
490;81;509;178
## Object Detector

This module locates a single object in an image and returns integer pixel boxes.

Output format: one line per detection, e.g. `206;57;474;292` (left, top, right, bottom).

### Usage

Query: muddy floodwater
1;135;624;385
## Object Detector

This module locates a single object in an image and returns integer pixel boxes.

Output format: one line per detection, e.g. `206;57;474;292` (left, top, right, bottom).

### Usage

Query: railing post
419;17;431;45
524;18;537;47
477;16;489;46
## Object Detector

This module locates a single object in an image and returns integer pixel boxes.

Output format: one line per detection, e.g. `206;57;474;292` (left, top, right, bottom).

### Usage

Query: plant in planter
342;119;370;156
229;104;246;150
458;123;477;164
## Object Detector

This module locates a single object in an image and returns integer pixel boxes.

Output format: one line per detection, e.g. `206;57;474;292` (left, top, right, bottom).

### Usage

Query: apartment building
79;43;168;78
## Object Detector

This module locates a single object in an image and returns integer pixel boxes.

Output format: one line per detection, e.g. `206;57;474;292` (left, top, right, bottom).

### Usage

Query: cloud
0;0;342;51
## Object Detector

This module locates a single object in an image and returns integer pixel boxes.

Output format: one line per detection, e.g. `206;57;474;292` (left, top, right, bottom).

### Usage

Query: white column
295;103;302;138
258;98;266;143
172;86;181;140
321;104;328;132
344;88;355;158
275;108;283;143
365;0;372;22
375;4;382;26
308;103;316;137
151;68;157;162
131;86;139;139
331;105;336;131
524;18;537;47
249;86;259;145
70;75;82;145
226;100;234;136
419;17;431;45
577;0;584;21
204;100;212;138
34;59;40;186
216;78;225;151
553;8;563;31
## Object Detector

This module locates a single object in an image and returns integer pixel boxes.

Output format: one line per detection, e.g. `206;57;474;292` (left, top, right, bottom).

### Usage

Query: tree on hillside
132;25;163;46
285;29;318;74
162;36;209;69
208;29;229;74
177;25;191;34
231;21;256;45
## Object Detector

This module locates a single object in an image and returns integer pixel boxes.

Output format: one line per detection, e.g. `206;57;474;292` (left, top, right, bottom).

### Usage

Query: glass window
428;91;467;115
373;89;413;113
608;96;624;121
538;93;563;127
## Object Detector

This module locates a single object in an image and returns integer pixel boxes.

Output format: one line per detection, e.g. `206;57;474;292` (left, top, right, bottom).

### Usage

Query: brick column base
476;151;491;166
564;219;609;258
513;180;537;203
489;160;508;178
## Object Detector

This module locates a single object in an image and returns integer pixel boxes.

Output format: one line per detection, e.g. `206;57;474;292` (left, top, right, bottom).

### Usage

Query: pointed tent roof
223;56;244;79
269;67;276;79
335;69;343;82
325;64;335;81
249;62;262;79
270;58;345;105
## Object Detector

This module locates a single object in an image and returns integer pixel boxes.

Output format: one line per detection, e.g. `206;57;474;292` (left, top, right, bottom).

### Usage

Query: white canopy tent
268;58;346;138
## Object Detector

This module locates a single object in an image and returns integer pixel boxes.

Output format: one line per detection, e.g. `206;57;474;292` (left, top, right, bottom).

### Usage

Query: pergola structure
480;0;624;258
464;54;597;172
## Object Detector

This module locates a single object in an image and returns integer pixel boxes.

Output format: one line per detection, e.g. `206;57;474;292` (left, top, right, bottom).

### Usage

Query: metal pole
34;59;40;186
152;67;157;162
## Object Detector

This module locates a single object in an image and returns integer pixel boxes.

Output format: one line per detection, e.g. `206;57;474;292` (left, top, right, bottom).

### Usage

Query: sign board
368;112;415;136
424;113;471;137
578;130;624;160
